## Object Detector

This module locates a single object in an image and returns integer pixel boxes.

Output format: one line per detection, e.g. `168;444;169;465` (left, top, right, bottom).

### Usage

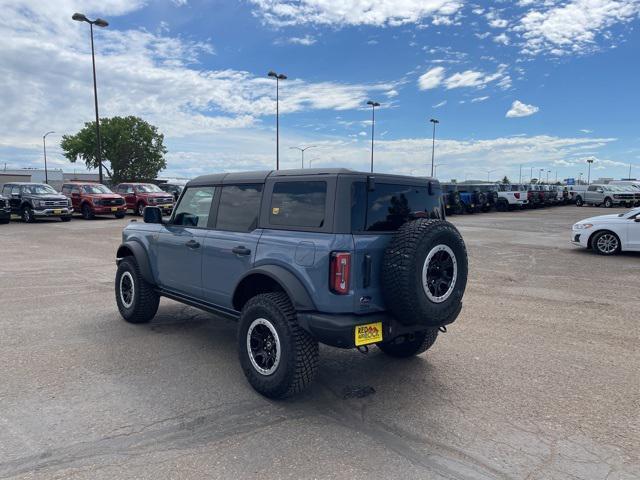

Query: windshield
82;184;112;194
135;184;163;193
24;184;57;195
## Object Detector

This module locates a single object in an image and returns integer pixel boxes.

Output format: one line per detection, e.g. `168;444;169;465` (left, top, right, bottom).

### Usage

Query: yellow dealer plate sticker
111;207;118;212
355;322;383;346
53;209;62;214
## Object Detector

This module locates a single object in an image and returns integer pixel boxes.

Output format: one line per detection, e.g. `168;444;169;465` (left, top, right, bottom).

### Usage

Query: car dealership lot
0;208;638;480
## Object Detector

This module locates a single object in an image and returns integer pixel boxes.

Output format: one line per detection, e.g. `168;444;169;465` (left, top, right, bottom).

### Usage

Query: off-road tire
115;257;159;323
21;206;34;223
575;196;584;207
238;292;318;399
591;231;621;256
382;219;467;327
82;203;94;220
377;329;438;358
496;199;509;212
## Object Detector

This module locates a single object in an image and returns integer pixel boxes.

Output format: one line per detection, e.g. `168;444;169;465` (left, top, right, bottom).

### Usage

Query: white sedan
572;207;640;255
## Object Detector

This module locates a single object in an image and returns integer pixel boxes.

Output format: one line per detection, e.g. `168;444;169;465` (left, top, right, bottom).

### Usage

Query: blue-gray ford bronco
115;169;468;398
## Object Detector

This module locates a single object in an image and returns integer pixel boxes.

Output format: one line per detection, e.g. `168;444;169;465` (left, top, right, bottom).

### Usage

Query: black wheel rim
422;245;457;303
247;318;281;375
119;271;135;308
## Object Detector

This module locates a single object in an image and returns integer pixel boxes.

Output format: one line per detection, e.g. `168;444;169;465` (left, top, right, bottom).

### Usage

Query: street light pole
487;169;496;182
42;131;55;184
547;170;551;183
519;164;522;184
429;118;439;177
367;100;380;173
268;71;287;170
72;13;109;185
586;158;594;184
290;145;316;169
434;163;445;177
539;168;545;183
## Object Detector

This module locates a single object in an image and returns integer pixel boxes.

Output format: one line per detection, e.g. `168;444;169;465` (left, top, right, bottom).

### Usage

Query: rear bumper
297;303;462;349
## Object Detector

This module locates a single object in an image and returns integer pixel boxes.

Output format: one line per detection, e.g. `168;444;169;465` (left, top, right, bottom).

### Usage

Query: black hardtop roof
188;168;436;186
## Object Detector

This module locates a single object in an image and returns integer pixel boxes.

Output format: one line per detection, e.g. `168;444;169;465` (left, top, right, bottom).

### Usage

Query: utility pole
429;118;439;177
42;131;55;184
268;70;287;170
367;100;380;173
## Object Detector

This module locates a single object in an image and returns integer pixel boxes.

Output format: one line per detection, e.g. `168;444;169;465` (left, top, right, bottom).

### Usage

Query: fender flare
116;241;154;284
234;265;316;312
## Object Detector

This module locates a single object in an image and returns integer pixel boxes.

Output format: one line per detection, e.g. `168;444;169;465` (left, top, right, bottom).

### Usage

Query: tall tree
61;116;167;184
501;176;510;184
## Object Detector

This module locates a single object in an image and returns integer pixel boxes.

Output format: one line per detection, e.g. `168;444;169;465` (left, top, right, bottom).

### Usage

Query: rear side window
269;181;327;228
352;182;437;232
216;184;263;232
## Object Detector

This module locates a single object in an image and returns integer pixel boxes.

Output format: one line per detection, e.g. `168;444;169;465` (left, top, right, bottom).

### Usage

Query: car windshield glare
136;184;163;193
82;185;112;194
26;184;57;195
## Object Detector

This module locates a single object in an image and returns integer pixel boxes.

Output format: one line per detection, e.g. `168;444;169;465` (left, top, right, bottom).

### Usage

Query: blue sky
1;0;639;182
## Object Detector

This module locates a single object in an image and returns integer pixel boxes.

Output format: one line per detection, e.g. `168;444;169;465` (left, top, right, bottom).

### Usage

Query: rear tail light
514;192;520;199
330;252;351;295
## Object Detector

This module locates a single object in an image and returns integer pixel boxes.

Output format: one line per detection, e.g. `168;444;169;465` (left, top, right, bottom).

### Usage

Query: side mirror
597;188;604;193
143;206;163;224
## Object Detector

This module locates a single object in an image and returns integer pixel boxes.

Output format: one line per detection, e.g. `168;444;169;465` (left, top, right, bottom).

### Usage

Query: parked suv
0;194;10;224
61;182;126;219
159;181;187;201
1;182;72;222
114;183;175;216
576;184;634;208
114;169;468;398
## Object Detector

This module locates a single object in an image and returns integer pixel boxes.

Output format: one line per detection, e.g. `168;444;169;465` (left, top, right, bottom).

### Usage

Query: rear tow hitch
357;345;369;354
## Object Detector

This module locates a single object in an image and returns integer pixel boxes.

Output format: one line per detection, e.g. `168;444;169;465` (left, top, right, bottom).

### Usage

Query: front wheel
591;231;620;256
238;292;319;399
575;197;584;207
21;206;35;223
115;257;159;323
377;329;438;358
604;198;613;208
81;203;94;220
136;202;145;216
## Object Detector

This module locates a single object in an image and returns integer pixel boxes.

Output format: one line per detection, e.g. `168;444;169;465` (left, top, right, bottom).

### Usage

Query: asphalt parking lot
0;206;638;480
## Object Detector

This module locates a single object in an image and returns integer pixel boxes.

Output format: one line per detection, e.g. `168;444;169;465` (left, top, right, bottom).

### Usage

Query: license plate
53;209;62;214
355;322;383;346
111;207;118;212
162;205;172;209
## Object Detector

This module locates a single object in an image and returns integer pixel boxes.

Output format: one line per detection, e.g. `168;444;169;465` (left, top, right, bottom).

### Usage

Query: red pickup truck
61;182;127;219
114;183;175;216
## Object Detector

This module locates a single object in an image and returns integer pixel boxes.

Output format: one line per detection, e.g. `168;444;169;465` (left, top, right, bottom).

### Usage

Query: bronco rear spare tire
382;219;467;327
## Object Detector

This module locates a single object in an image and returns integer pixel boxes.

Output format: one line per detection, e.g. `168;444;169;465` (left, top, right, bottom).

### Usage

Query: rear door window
352;182;435;232
269;181;327;228
216;184;263;232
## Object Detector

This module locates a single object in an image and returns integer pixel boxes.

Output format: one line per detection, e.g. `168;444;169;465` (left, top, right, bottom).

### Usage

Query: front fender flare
116;241;154;284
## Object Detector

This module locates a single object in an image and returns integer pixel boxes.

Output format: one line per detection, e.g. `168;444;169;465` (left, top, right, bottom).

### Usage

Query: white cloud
249;0;463;27
471;96;490;103
432;100;447;108
287;35;317;45
418;66;446;90
494;32;510;45
444;64;510;89
385;89;399;98
506;100;540;118
517;0;640;55
580;129;593;133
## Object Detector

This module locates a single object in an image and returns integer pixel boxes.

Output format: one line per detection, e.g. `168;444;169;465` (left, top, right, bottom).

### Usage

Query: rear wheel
377;329;438;358
115;257;159;323
591;231;620;256
575;196;584;207
496;199;508;212
238;292;319;399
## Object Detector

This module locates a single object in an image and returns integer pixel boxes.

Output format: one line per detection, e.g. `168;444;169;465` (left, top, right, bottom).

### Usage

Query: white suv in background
572;206;640;255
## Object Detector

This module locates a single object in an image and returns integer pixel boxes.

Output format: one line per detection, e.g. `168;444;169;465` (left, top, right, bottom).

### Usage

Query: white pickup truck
496;184;528;211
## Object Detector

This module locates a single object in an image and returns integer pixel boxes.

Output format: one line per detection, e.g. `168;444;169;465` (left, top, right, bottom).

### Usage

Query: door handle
185;239;200;249
232;246;251;256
